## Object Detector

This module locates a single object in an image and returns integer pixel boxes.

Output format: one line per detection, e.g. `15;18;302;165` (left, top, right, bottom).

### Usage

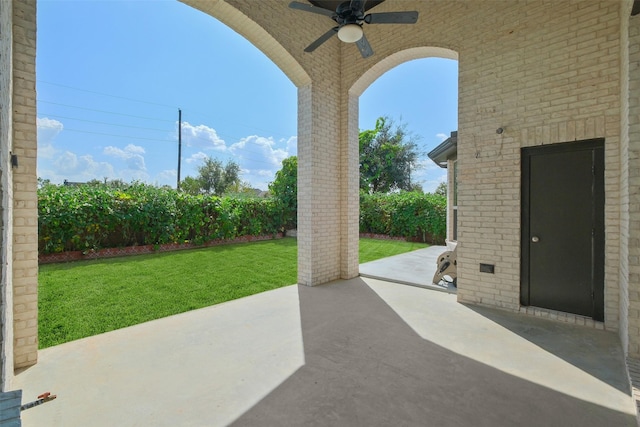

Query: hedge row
38;183;447;254
38;183;292;254
359;191;447;244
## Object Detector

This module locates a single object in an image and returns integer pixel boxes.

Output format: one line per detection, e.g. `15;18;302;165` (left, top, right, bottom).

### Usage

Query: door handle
531;236;540;243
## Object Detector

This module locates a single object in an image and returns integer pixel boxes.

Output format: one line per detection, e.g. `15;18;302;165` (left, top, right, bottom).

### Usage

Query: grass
358;238;428;264
38;237;428;348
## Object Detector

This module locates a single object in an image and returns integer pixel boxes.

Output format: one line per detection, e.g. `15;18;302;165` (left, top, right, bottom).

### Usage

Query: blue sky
36;0;457;192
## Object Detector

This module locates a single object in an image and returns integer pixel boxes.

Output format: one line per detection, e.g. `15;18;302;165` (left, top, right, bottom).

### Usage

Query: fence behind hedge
38;183;447;254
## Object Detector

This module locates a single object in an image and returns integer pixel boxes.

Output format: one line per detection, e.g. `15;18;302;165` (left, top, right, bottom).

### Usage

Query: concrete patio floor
360;245;456;292
12;276;637;426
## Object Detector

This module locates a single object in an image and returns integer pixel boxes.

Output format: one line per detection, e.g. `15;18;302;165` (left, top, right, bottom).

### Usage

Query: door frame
520;138;605;321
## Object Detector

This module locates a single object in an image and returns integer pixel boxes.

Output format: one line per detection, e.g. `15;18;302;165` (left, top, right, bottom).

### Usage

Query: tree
179;176;202;195
434;182;447;197
226;180;263;198
37;177;52;189
269;156;297;208
269;156;297;227
180;157;241;196
359;116;421;194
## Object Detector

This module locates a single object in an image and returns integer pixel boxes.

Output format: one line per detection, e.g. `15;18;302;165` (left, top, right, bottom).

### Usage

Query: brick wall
0;0;621;375
202;0;359;285
10;0;38;370
454;2;624;324
447;159;457;245
0;0;37;381
0;0;633;378
0;0;13;390
344;1;625;328
628;9;640;356
338;92;360;280
297;76;344;285
620;0;632;357
185;1;631;334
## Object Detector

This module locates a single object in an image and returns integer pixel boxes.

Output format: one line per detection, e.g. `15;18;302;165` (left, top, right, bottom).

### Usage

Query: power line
62;128;175;143
39;110;290;166
39;99;295;143
38;113;173;133
57;127;286;169
37;80;177;109
36;83;296;170
38;100;175;123
37;79;294;140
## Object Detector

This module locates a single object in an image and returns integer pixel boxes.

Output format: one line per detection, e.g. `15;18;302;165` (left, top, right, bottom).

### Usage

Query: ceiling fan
289;0;419;58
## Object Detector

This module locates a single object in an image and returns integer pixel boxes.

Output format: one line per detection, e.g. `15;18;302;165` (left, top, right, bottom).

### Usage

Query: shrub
38;182;290;254
359;191;446;244
38;183;446;254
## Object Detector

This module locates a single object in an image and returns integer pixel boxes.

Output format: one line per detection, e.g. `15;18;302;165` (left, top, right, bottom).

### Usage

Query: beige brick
4;0;639;379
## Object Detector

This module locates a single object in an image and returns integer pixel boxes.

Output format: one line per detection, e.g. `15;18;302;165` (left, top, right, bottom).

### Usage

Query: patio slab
11;277;637;426
359;245;457;292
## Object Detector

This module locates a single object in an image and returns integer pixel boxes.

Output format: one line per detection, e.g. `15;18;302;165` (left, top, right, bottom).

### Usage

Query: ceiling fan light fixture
337;24;363;43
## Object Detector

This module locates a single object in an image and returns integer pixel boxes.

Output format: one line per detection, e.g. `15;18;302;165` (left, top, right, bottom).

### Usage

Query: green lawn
38;237;428;348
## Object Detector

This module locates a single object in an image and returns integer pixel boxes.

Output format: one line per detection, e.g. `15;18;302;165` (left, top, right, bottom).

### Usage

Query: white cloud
43;151;115;183
155;169;177;187
175;123;298;189
412;156;448;194
36;118;297;191
284;136;297;156
418;157;442;174
436;133;448;141
37;117;64;159
117;168;151;183
181;121;227;151
421;175;447;194
186;151;209;164
124;144;145;155
413;166;447;194
37;117;64;135
227;135;295;190
103;144;147;171
230;135;288;168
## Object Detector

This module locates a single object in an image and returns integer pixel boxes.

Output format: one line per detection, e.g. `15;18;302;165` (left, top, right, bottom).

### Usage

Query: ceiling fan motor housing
336;1;364;25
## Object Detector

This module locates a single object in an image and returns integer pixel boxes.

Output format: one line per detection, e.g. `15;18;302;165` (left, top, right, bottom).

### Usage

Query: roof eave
428;131;458;168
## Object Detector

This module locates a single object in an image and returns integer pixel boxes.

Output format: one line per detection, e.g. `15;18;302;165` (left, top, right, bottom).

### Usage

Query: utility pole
177;108;182;190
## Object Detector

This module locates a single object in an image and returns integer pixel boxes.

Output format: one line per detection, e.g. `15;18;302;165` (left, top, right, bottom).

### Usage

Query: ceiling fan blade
289;1;335;18
365;11;419;24
355;33;374;58
304;27;339;52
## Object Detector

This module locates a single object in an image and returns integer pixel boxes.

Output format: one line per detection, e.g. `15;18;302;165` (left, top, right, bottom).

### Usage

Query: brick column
297;81;342;286
0;0;13;389
339;93;360;280
10;0;38;370
627;10;640;358
298;73;359;286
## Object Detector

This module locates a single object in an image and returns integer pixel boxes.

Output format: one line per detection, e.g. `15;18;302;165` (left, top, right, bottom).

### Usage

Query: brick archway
182;0;311;88
349;46;458;97
343;46;459;282
4;0;640;392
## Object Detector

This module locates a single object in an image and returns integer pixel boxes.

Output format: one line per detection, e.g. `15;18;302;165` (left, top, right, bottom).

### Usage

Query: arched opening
34;1;306;349
352;47;459;287
359;57;458;194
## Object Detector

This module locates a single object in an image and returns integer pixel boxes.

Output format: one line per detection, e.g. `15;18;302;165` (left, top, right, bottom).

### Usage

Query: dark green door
521;139;604;321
